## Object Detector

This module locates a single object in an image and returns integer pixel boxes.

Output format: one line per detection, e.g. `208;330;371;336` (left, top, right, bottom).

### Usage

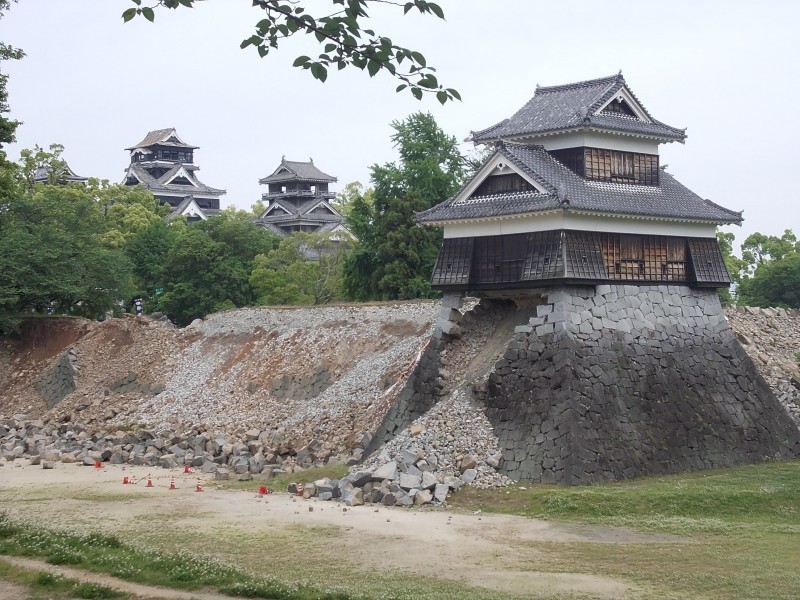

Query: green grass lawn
1;460;798;599
450;459;800;600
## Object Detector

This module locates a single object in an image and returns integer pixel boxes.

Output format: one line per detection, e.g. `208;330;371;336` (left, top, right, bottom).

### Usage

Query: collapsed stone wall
477;285;800;484
33;348;78;409
367;294;466;453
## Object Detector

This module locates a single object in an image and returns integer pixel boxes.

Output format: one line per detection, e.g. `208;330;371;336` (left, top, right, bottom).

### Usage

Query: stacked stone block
479;285;800;484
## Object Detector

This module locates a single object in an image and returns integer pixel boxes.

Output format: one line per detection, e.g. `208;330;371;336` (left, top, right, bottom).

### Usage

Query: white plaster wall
442;212;717;239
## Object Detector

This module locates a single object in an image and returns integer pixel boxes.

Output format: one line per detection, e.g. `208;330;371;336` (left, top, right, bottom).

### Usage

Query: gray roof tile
125;162;225;197
472;73;686;143
126;128;198;151
417;142;742;225
259;158;337;184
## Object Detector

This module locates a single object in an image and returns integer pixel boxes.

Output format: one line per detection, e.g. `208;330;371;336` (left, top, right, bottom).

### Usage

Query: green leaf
437;90;448;104
292;55;311;67
257;45;268;58
141;7;155;22
428;2;445;19
447;88;462;101
310;63;328;82
411;87;422;100
404;2;414;14
122;8;137;22
367;59;380;77
410;51;426;67
324;43;337;53
396;84;408;92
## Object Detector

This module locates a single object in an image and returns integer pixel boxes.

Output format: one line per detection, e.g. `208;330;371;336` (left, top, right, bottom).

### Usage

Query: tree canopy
343;111;465;300
735;229;800;308
123;0;459;103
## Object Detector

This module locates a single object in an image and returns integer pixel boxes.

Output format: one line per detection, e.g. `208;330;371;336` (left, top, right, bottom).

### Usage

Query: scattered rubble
1;301;798;505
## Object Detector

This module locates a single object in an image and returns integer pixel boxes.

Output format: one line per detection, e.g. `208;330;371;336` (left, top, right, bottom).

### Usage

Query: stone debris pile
2;299;799;503
0;416;371;479
725;306;800;425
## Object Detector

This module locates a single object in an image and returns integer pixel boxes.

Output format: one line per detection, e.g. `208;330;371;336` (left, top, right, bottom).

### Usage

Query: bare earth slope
0;303;437;456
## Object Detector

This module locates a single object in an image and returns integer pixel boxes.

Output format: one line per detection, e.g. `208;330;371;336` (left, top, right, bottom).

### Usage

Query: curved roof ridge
537;73;623;94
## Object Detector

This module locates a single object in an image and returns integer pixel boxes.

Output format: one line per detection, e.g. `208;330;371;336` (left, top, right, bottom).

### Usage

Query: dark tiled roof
125;163;225;197
126;128;199;151
260;198;344;222
33;162;87;184
472;73;686;144
259;158;337;184
417;142;742;225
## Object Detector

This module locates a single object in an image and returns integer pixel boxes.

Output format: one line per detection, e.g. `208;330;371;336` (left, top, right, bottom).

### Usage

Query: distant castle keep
256;157;349;238
395;74;800;483
123;128;226;221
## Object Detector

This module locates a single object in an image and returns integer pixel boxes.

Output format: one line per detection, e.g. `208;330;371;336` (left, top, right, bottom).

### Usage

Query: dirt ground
0;462;693;599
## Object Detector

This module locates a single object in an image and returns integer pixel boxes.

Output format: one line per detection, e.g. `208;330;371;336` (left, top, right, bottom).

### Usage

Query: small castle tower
256;157;349;238
410;74;799;484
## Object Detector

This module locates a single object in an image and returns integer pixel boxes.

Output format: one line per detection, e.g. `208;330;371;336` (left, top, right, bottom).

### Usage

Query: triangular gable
271;164;297;178
261;203;291;218
162;165;198;187
123;165;146;186
595;86;651;122
452;152;549;206
174;197;207;220
328;223;357;241
304;200;340;217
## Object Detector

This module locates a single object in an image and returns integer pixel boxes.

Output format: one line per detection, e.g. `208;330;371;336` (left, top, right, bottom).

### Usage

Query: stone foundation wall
478;285;800;484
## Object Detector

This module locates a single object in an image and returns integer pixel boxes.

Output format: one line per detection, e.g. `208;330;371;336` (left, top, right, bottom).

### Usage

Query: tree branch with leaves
123;0;460;103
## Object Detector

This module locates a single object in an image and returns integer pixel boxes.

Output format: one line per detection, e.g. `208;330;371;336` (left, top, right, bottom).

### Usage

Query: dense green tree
737;253;800;308
158;212;279;325
123;0;459;103
0;183;137;331
332;181;374;218
735;229;800;308
740;230;799;274
124;219;180;309
716;231;747;305
343;111;465;300
250;232;354;305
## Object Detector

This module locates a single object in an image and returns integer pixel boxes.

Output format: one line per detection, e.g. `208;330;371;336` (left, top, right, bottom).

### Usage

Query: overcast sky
4;0;799;246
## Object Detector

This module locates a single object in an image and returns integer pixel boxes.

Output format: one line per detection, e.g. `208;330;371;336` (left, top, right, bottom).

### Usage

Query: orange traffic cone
183;465;192;474
169;477;176;490
195;478;203;493
258;485;267;495
94;460;102;469
146;475;154;488
296;482;304;497
123;476;129;485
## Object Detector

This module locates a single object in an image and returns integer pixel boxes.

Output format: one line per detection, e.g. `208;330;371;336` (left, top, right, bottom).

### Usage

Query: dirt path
0;462;687;598
0;556;230;600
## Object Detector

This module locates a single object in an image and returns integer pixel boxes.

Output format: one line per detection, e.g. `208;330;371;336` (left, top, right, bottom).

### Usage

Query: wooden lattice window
688;238;731;285
473;173;534;196
584;148;659;186
430;238;474;286
471;234;527;284
521;231;564;280
598;233;688;282
564;231;609;280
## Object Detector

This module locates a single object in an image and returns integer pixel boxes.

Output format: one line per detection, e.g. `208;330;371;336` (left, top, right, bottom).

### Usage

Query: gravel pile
726;306;800;425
